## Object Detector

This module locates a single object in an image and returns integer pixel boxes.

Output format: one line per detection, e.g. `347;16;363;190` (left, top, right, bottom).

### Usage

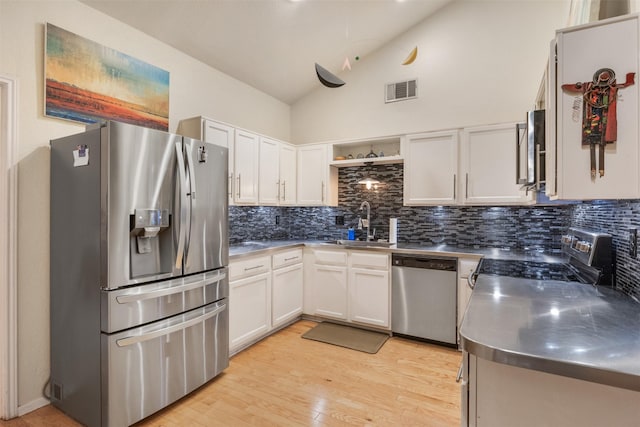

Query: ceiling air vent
385;79;417;103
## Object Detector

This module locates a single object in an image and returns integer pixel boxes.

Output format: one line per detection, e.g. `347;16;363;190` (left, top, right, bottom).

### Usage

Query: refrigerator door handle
185;142;197;199
115;302;227;347
115;271;227;304
175;142;188;268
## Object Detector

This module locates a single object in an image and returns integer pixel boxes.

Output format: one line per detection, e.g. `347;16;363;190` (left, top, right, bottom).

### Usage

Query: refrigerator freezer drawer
101;300;229;427
101;269;228;333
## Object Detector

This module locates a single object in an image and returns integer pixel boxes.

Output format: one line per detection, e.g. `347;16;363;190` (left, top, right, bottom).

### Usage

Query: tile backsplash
230;164;640;300
571;200;640;300
231;165;572;250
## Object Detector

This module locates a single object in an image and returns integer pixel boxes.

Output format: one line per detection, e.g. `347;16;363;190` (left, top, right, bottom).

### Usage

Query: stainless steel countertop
229;240;307;258
460;275;640;391
229;240;566;263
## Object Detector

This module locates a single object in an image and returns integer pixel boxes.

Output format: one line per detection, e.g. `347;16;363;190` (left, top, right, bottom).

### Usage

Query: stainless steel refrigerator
50;121;229;427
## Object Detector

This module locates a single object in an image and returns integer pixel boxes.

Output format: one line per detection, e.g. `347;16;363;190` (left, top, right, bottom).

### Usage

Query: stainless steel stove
477;227;613;286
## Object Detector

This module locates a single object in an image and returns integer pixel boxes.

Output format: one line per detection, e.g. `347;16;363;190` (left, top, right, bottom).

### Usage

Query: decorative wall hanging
45;23;170;131
402;46;418;65
315;63;346;88
342;57;352;71
562;68;635;178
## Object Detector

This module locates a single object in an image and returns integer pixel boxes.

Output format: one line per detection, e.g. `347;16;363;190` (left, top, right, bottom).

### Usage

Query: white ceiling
80;0;452;105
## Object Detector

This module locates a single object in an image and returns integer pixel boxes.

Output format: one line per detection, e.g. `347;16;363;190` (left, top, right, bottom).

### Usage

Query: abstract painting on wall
45;23;169;131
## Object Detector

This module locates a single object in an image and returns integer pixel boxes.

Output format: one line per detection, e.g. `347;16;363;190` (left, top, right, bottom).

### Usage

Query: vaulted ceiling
80;0;452;105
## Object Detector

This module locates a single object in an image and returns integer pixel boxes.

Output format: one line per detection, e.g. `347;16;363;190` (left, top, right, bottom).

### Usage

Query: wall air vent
385;79;417;103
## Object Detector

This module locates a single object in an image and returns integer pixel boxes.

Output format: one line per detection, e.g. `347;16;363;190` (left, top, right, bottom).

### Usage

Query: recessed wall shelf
329;136;403;167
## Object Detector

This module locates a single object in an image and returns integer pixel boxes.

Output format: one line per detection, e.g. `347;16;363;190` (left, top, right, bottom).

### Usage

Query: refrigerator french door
50;121;229;427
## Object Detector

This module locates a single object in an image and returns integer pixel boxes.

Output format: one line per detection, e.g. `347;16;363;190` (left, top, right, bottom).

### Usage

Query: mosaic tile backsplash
571;200;640;300
229;164;640;300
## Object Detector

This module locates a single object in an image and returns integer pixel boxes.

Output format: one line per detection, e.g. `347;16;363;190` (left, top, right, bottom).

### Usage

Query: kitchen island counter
460;274;640;391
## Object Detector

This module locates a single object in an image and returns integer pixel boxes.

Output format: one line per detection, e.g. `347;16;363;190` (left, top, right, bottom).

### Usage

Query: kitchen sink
330;239;393;248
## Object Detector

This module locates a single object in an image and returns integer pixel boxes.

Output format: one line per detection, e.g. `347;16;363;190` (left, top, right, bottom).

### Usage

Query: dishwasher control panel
392;254;457;271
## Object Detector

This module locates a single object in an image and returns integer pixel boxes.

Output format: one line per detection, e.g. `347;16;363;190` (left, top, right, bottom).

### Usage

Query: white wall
0;0;289;410
291;0;569;144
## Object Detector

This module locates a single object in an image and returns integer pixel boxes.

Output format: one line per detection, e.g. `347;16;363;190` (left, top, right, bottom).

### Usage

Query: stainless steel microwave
516;110;545;188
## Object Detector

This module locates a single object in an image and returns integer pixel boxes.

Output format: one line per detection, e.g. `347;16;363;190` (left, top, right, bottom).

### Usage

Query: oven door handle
116;302;226;347
115;271;226;304
467;273;476;289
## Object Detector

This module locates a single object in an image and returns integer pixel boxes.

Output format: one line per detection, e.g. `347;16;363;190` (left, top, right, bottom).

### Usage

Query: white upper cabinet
234;129;260;204
279;143;297;205
548;14;640;200
460;123;534;205
177;117;235;204
202;120;233;150
403;131;459;205
259;138;297;205
258;137;280;205
297;144;338;206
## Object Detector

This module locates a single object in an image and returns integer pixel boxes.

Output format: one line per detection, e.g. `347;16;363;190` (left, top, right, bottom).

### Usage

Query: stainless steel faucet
359;201;373;241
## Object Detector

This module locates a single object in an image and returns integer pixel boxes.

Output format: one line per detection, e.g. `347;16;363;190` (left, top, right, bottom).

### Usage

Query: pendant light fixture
358;174;381;189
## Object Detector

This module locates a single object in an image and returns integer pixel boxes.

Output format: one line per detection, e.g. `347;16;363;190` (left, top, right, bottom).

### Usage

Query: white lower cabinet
467;355;640;427
271;248;304;328
307;248;390;329
229;271;271;352
349;268;389;328
313;265;348;320
229;248;304;354
272;263;303;327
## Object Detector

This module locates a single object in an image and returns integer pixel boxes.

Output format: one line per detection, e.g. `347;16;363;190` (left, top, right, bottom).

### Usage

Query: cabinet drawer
459;258;480;278
350;251;389;270
314;249;348;266
229;255;271;281
272;248;303;269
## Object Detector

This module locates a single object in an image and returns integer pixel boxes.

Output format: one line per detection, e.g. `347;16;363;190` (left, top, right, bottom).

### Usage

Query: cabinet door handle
228;173;233;199
284;256;299;262
244;264;264;271
453;174;456;199
321;181;325;203
465;173;469;199
237;174;241;198
277;180;281;201
535;143;541;190
282;181;286;201
456;361;464;383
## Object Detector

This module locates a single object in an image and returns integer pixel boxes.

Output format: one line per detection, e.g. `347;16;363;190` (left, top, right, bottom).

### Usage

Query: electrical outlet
630;228;637;257
335;215;345;226
275;215;280;225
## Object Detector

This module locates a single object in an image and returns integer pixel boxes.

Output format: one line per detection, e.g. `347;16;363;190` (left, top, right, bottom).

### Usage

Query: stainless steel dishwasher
392;254;457;346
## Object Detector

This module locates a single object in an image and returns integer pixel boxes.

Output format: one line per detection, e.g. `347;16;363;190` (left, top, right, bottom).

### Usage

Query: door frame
0;75;19;420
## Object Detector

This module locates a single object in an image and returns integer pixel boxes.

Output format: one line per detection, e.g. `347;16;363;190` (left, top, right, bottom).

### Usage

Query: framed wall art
45;23;169;131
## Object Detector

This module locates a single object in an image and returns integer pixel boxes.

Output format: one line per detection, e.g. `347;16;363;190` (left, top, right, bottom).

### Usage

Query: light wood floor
1;320;462;426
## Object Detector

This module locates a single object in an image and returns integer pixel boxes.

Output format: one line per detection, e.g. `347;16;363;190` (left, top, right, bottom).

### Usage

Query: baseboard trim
18;397;50;417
